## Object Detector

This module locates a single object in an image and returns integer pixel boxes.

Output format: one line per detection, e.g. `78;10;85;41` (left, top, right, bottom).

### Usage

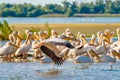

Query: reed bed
10;23;120;37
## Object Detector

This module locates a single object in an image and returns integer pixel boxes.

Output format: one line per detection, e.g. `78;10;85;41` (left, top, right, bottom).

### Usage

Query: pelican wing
45;38;74;48
40;45;64;65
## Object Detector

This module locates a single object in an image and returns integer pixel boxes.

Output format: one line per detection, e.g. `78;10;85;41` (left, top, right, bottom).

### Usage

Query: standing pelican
32;32;43;58
15;31;33;58
95;33;107;55
110;28;120;49
0;31;20;58
87;49;116;63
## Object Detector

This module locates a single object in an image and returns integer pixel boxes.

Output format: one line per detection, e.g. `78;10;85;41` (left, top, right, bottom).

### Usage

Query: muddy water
0;58;120;80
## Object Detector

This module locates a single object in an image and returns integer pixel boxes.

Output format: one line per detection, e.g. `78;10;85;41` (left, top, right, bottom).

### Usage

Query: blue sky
0;0;95;5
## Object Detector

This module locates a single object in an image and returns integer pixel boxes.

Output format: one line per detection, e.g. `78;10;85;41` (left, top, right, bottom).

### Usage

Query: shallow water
0;59;120;80
0;38;120;80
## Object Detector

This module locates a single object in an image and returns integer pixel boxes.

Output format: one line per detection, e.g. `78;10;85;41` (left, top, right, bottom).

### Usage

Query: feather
40;45;64;65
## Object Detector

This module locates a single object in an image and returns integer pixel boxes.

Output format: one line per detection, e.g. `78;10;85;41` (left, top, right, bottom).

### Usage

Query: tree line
0;0;120;17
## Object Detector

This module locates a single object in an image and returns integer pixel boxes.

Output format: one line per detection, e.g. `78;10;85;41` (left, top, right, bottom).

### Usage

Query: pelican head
104;29;110;36
17;31;23;39
117;28;120;34
79;34;88;44
51;30;58;36
25;29;30;35
97;31;102;37
76;32;81;39
38;31;47;40
25;32;33;43
65;28;71;33
89;34;96;45
101;33;111;44
12;31;18;37
33;32;40;40
66;32;74;38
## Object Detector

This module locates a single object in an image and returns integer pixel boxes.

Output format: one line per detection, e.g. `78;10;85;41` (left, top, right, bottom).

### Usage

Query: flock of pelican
0;28;120;65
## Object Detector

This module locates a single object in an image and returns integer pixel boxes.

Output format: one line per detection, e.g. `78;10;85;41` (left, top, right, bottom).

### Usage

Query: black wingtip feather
40;45;64;65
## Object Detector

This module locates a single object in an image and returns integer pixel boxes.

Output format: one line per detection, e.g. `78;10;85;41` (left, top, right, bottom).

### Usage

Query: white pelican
104;29;114;43
15;32;33;58
95;33;107;55
38;31;48;41
40;56;53;63
32;32;43;58
109;50;120;60
74;55;93;63
34;41;64;65
50;30;58;38
78;34;96;53
0;31;20;58
89;34;97;46
16;31;23;47
87;49;116;63
110;28;120;49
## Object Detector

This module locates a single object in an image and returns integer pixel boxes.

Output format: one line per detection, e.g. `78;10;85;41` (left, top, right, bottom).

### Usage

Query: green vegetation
0;20;12;40
0;0;120;17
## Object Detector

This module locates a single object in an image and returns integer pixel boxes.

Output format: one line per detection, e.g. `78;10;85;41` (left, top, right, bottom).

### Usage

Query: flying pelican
34;41;64;65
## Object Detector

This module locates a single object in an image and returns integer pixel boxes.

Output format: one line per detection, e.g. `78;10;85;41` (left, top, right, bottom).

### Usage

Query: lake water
0;17;120;23
0;38;120;80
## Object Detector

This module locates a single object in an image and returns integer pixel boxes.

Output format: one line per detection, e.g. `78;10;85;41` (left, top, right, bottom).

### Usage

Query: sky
0;0;95;5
